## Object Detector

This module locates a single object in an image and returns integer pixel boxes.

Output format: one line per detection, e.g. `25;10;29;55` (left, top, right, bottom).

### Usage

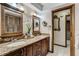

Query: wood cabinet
5;49;23;56
5;37;49;56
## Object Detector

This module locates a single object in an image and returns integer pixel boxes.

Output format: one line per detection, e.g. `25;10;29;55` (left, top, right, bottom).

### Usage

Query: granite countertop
0;34;49;56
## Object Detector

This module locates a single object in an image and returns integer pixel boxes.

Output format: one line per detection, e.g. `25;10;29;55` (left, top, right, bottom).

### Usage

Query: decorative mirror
54;15;60;31
32;15;40;35
42;21;47;27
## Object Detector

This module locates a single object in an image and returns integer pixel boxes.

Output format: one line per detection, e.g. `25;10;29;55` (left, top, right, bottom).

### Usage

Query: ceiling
31;3;43;10
41;3;65;11
23;3;66;13
41;3;64;6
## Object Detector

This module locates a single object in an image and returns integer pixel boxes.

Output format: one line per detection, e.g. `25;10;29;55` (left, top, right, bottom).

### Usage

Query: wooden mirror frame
32;15;40;35
54;15;60;31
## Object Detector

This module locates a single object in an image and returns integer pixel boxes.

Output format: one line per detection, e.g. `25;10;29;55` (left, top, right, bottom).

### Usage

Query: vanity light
19;6;24;11
31;12;36;16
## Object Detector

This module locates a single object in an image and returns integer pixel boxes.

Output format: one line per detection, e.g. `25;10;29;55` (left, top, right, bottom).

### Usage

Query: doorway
52;4;75;56
65;15;70;47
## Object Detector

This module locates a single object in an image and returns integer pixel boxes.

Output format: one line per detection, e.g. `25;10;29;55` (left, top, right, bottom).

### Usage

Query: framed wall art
54;15;60;31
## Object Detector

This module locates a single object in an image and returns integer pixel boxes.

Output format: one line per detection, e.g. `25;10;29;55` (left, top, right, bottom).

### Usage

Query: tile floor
76;49;79;56
47;40;70;56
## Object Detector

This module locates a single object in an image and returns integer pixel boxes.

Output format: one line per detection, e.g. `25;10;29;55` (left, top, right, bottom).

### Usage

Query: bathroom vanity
0;35;49;56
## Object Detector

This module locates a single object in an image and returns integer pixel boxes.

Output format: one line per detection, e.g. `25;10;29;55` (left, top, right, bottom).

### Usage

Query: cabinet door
32;43;37;56
26;45;33;56
32;41;42;56
45;37;49;53
36;41;42;56
41;38;49;56
5;49;23;56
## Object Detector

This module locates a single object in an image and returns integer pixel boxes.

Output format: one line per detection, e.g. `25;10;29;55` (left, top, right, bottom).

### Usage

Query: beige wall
40;11;52;34
75;4;79;49
75;4;79;56
54;10;70;46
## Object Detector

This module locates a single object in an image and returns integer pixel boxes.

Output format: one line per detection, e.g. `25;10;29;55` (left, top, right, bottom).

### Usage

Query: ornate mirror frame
54;15;60;31
32;15;40;35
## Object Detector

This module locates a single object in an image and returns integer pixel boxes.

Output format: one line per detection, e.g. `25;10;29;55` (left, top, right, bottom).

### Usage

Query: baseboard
54;44;67;47
48;50;53;53
48;49;54;53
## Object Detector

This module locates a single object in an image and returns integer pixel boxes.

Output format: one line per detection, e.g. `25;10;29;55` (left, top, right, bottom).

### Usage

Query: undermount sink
7;41;26;47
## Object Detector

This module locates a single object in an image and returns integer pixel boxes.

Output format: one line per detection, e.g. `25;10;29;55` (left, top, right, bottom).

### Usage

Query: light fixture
19;6;24;11
31;11;36;16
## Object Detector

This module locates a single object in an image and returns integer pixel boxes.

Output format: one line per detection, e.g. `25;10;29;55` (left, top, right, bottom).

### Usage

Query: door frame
65;15;70;47
52;4;75;56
